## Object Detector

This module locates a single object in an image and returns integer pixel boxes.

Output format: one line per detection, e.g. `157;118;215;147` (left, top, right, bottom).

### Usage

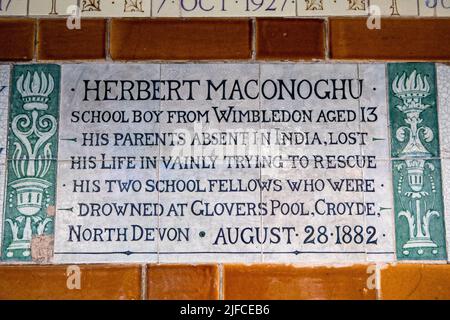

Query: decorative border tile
297;0;369;16
1;64;60;261
80;0;151;17
0;0;28;15
388;62;446;261
0;0;445;17
29;0;78;16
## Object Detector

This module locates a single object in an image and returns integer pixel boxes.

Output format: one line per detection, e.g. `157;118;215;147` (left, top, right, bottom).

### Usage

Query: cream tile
259;63;361;160
438;64;450;158
29;0;78;16
159;63;260;160
158;161;263;263
153;0;295;17
158;63;262;263
54;161;159;263
362;160;395;262
261;161;366;264
0;0;28;15
358;63;390;160
298;0;369;16
418;0;436;16
59;64;160;162
369;0;419;16
80;0;151;17
180;0;296;17
152;0;180;17
436;0;450;16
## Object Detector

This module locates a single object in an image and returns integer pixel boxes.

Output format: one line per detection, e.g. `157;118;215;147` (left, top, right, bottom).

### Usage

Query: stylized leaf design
422;127;434;143
399;210;415;239
82;0;101;11
305;0;323;10
124;0;143;12
423;210;440;237
396;126;408;142
347;0;366;10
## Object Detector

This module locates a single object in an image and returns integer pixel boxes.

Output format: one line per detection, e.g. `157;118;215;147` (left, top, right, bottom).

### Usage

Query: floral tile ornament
1;65;60;261
80;0;150;17
388;63;446;261
298;0;369;16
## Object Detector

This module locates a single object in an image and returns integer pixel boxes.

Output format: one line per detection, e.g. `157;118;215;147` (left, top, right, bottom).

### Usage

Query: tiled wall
1;5;450;300
1;17;450;61
0;0;449;17
2;264;450;299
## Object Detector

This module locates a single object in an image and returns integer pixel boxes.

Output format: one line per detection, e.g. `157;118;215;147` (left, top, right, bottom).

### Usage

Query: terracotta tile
329;18;450;61
0;19;35;61
147;265;219;300
110;19;252;60
256;18;325;60
0;265;142;300
224;264;376;300
38;19;106;60
380;264;450;300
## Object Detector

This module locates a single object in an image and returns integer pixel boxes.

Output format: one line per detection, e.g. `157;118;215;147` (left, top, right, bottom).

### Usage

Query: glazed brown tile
110;19;252;60
0;19;35;61
380;264;450;300
329;18;450;61
38;19;106;60
224;264;376;300
147;265;219;300
256;18;325;60
0;265;141;300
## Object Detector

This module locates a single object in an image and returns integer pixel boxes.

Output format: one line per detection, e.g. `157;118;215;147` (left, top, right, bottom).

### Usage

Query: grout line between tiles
324;17;329;61
106;18;111;61
251;17;256;61
33;18;38;62
141;263;147;300
375;263;382;300
219;263;224;300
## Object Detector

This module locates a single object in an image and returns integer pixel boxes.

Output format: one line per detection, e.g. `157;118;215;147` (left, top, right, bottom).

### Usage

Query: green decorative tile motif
1;64;60;261
388;63;447;260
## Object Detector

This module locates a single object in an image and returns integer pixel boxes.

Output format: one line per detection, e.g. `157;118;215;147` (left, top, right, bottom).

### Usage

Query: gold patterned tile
80;0;151;17
298;0;369;16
